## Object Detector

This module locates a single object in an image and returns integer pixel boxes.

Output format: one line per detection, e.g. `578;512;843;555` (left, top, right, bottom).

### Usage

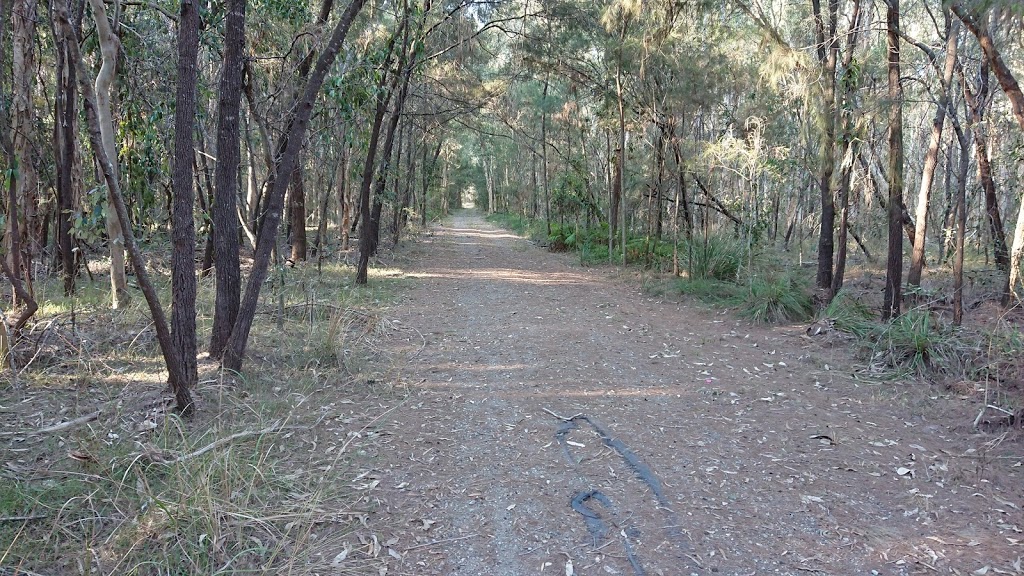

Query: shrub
675;277;744;306
684;234;747;281
823;290;875;337
740;273;813;324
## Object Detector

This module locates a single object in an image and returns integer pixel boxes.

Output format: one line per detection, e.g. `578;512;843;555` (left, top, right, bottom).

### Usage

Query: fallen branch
29;410;101;435
403;534;478;552
0;514;46;523
542;407;582;422
166;420;286;464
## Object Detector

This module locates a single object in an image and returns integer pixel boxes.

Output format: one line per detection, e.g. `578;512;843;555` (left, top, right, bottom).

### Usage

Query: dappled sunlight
406;267;592;286
439;228;522;240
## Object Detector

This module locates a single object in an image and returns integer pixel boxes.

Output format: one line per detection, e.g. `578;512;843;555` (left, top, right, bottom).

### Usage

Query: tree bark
209;0;247;359
170;0;200;405
354;23;405;285
87;0;130;309
222;0;367;370
882;0;904;321
58;6;192;413
812;0;839;293
960;60;1009;276
907;18;958;289
7;0;38;307
51;0;81;296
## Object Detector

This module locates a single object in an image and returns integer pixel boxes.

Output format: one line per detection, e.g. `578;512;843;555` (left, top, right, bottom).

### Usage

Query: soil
359;210;1024;576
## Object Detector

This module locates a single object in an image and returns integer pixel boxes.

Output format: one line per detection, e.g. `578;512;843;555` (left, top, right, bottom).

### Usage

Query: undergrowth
1;245;400;574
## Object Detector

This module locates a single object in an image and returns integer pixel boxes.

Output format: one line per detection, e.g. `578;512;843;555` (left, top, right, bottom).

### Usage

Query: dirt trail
365;211;1024;576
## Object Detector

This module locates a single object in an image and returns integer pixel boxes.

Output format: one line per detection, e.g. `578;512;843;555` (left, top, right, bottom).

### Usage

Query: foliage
822;290;876;338
740;273;814;324
674;277;744;306
683;234;748;281
867;310;983;377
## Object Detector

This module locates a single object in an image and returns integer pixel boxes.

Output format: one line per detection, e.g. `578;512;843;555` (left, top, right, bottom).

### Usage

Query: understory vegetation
1;260;401;574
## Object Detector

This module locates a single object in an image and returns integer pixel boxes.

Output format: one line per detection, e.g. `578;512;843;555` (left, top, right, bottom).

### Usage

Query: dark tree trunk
359;60;412;276
288;162;307;262
812;0;839;294
52;0;81;295
961;60;1009;274
882;0;904;321
222;0;368;371
209;0;247;359
354;23;405;285
169;0;200;408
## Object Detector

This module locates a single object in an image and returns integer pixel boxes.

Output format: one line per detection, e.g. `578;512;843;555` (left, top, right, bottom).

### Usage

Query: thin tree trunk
52;2;79;295
908;17;959;289
222;0;367;370
169;0;200;408
812;0;839;293
883;0;904;321
209;0;247;359
86;0;129;309
953;3;1024;302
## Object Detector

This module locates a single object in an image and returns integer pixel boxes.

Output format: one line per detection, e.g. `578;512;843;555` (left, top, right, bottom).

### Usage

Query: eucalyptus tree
209;0;248;360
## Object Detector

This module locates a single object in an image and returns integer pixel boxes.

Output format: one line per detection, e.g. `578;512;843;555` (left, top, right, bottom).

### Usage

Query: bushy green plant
674;277;744;305
870;310;981;376
684;234;747;281
740;273;813;324
823;290;875;337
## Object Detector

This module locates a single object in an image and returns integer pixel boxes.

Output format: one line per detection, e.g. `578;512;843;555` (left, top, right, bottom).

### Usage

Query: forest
2;0;1024;573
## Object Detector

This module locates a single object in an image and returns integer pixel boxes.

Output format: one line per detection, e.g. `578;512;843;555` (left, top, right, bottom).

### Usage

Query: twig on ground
24;410;101;435
0;515;46;523
165;420;291;463
403;534;478;552
542;407;582;422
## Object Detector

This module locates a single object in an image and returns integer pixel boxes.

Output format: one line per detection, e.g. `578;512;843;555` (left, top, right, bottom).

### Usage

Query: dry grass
1;252;407;575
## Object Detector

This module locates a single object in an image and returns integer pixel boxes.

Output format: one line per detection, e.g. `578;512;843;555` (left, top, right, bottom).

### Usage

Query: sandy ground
354;211;1024;576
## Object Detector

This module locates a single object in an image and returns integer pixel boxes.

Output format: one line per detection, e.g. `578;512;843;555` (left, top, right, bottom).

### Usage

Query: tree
87;0;130;309
221;0;368;371
882;0;904;321
58;5;193;413
170;0;201;403
906;16;959;290
953;2;1024;302
209;0;248;360
812;0;839;297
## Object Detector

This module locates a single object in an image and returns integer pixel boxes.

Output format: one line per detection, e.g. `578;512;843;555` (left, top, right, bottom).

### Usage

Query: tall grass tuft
740;273;813;324
684;234;747;281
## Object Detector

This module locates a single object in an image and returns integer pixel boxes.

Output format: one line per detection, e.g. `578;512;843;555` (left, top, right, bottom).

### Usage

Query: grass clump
683;234;747;281
822;290;876;337
740;273;813;324
867;309;983;378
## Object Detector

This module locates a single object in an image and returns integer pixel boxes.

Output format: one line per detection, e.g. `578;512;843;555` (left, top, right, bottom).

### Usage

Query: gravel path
364;210;1024;576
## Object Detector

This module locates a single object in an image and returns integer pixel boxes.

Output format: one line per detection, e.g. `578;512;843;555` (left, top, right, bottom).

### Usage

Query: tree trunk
58;6;192;412
812;0;839;293
209;0;247;359
907;18;959;289
87;0;130;309
222;0;367;370
52;1;79;295
288;162;308;262
960;61;1009;274
169;0;200;407
882;0;904;321
355;19;408;284
7;0;38;306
